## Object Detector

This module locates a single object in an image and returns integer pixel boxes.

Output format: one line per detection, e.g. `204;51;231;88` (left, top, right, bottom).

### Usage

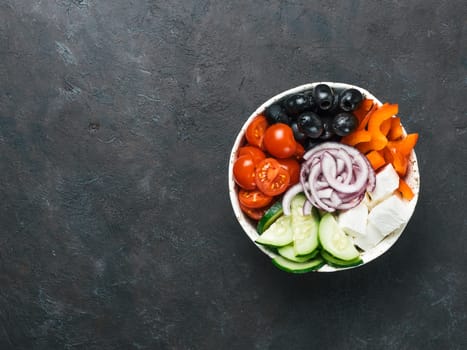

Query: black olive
332;112;359;136
339;88;363;112
313;84;335;112
297;112;323;139
290;121;307;143
264;104;290;124
283;93;313;116
304;138;320;151
319;130;335;140
304;90;317;112
319;115;335;140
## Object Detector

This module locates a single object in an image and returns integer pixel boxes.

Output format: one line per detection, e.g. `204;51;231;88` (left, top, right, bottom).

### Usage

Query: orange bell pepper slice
388;117;403;140
366;150;386;170
398;178;414;200
357;101;378;131
380;118;392;136
389;149;409;177
388;133;419;157
353;99;374;124
365;103;398;151
341;129;371;146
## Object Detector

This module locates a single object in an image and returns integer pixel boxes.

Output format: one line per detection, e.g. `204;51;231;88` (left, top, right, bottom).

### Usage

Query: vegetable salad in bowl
228;82;419;273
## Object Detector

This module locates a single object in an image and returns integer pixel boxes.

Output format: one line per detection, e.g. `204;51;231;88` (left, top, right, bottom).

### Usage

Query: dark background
1;1;466;349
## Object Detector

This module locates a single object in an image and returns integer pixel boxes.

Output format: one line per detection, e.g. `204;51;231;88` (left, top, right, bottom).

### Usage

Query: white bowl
228;82;420;272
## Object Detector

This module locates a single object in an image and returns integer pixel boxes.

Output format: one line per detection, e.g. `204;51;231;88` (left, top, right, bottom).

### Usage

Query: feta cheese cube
353;222;385;251
369;164;400;205
367;194;410;237
337;202;368;237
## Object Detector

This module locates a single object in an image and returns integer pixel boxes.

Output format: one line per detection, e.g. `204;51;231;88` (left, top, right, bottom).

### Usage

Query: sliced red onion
299;142;375;212
308;165;335;212
322;155;368;194
282;183;304;216
336;158;345;174
317;187;333;199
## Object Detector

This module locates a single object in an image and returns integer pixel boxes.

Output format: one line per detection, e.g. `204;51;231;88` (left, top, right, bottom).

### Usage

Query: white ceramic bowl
229;82;420;272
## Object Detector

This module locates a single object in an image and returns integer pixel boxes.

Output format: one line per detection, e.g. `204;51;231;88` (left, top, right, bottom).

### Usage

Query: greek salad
232;83;419;273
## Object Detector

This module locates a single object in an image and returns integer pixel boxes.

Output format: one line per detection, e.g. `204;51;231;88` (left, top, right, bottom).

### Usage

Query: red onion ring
281;183;305;216
299;142;375;212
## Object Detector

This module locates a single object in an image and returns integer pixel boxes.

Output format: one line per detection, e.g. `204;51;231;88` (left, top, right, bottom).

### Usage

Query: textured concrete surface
1;1;466;349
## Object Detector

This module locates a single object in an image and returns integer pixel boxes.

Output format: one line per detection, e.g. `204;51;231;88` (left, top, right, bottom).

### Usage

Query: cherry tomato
245;115;268;149
277;158;300;185
233;155;256;190
238;189;273;208
263;123;297;158
294;142;305;159
240;203;268;220
255;158;290;196
238;145;266;164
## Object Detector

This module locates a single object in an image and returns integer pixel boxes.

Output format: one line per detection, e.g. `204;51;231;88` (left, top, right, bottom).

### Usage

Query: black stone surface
1;1;466;349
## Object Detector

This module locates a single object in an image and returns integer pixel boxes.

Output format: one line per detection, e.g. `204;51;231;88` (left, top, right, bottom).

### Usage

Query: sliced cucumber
292;203;320;256
277;244;319;263
320;250;363;268
290;193;307;217
318;213;360;261
255;215;293;248
257;201;283;234
272;256;325;274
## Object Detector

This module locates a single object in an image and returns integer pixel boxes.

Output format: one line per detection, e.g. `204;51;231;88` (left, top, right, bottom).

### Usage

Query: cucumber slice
290;193;307;217
292;206;320;256
318;213;360;261
320;250;363;268
255;215;293;248
272;256;325;274
277;244;319;262
257;201;283;234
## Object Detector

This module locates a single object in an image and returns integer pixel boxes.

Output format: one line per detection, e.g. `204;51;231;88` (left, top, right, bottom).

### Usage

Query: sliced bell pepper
388;117;403;140
380;118;392;136
389;148;409;177
388;133;419;157
364;103;398;151
357;101;378;131
366;150;386;170
341;129;371;146
353;99;375;125
398;178;414;200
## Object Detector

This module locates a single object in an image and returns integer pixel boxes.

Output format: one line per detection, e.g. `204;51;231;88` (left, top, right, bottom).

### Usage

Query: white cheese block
368;164;400;205
353;222;385;251
337;202;368;237
367;194;410;237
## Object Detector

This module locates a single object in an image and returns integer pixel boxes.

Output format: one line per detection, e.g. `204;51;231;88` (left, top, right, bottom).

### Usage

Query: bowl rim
228;82;420;272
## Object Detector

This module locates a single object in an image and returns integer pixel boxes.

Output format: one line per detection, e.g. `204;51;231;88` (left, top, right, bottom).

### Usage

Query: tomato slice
240;203;268;220
233;155;257;190
245;115;268;149
255;158;290;196
238;145;266;164
238;189;273;209
277;157;300;185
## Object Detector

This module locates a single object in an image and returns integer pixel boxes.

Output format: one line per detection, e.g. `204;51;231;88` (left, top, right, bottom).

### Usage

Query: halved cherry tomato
240;203;269;220
238;145;266;164
238;189;273;208
277;158;300;185
263;123;296;158
233;155;256;190
245;115;268;149
255;158;290;196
